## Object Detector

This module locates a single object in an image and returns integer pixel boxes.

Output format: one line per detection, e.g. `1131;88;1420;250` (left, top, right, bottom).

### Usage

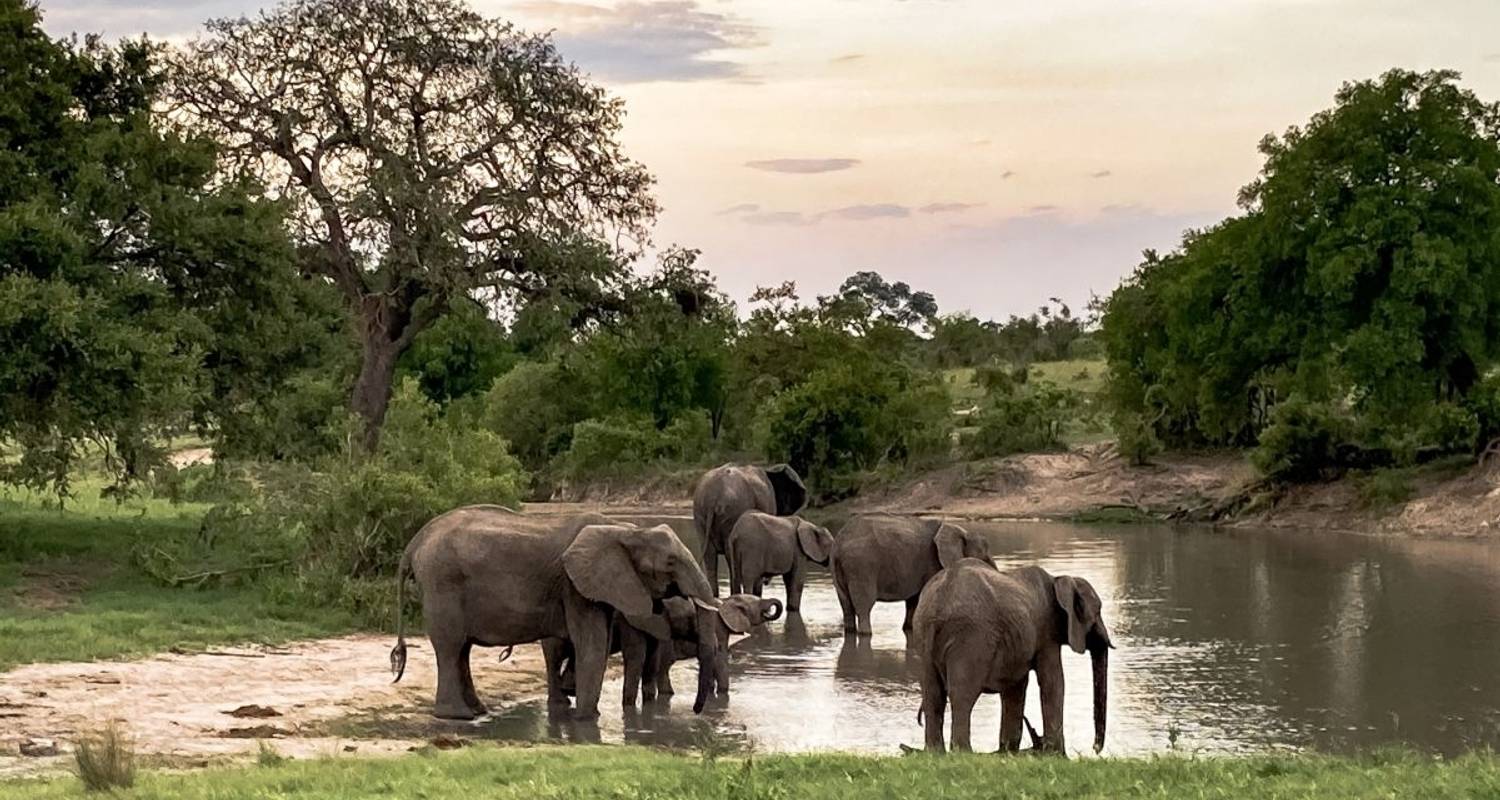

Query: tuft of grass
255;741;288;768
73;722;136;792
3;744;1499;800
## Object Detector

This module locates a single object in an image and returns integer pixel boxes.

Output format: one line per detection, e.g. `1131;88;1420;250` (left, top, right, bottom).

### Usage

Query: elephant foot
433;704;480;721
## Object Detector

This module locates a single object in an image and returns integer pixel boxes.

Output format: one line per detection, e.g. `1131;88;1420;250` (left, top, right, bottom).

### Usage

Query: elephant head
661;594;782;712
1053;575;1113;753
562;523;715;619
933;521;991;569
793;519;834;566
764;463;808;516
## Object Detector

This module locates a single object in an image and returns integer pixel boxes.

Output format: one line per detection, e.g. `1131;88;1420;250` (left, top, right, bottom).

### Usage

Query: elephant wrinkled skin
831;515;992;635
727;511;833;612
390;505;716;720
612;594;783;708
693;464;807;595
914;560;1113;754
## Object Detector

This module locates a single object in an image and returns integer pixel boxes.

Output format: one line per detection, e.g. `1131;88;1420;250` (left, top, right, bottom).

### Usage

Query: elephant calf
727;512;833;611
914;561;1113;754
556;594;783;706
831;515;992;635
390;506;717;720
693;463;808;596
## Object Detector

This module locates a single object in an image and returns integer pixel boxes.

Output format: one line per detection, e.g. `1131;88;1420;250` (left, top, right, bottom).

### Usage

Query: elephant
554;594;783;707
726;512;833;613
914;560;1113;754
389;505;716;720
692;463;808;596
830;515;992;635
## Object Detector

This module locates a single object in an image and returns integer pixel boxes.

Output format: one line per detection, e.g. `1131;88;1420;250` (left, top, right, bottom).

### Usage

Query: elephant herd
390;463;1113;754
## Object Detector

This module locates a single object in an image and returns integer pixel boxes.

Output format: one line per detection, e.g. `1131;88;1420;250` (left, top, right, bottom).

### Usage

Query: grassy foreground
4;745;1498;799
0;481;355;670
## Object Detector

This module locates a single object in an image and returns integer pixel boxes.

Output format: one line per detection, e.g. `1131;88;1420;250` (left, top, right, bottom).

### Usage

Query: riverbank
5;743;1498;799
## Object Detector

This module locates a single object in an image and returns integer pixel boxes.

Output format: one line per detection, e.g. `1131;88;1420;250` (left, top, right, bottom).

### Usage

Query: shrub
74;722;135;792
556;416;661;480
215;372;348;462
1112;411;1164;466
965;382;1080;459
1355;468;1416;509
1251;397;1352;482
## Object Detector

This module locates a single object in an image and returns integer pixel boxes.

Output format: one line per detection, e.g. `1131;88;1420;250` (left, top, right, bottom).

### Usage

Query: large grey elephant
552;594;782;709
830;515;991;635
726;511;833;612
914;560;1113;754
389;505;716;720
692;463;808;596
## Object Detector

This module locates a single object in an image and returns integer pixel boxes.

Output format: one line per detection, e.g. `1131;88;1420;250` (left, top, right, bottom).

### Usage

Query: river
466;518;1500;756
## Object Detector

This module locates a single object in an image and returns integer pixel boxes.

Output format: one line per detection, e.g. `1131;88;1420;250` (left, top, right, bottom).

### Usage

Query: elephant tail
389;549;413;683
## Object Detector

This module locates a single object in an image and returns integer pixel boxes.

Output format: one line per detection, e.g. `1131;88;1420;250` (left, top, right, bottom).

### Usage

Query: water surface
462;519;1500;756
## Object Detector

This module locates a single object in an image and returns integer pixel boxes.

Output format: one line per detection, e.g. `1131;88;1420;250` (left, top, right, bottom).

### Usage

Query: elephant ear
563;525;654;618
716;596;759;634
933;522;970;569
765;464;808;516
795;520;832;565
1054;575;1101;655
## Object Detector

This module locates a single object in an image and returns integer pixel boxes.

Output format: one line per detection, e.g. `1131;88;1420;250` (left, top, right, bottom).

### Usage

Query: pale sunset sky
38;0;1500;319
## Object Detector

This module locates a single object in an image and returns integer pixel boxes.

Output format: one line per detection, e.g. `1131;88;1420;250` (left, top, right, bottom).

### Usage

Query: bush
964;382;1080;459
1251;397;1352;482
1112;411;1163;466
479;360;589;472
1355;468;1416;509
215;372;348;462
756;363;952;497
553;411;716;482
74;722;135;792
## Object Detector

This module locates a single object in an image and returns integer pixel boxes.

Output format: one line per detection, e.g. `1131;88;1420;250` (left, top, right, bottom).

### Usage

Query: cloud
1089;169;1113;178
745;158;861;174
1027;204;1061;214
718;203;761;215
39;0;256;39
919;202;982;214
742;211;817;226
831;53;865;63
1485;52;1500;63
823;204;911;221
519;1;763;83
1000;169;1017;179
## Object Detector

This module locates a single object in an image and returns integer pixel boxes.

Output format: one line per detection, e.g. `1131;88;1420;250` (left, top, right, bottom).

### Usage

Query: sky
37;0;1500;320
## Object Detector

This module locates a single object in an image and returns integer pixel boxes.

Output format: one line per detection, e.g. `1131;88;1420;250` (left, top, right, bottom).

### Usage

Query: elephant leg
999;676;1028;752
639;637;660;702
541;638;571;706
784;569;802;614
621;632;645;707
851;585;877;637
703;537;722;597
947;665;983;754
458;641;487;716
566;606;610;720
835;574;856;632
657;651;676;696
426;599;476;720
921;660;948;752
903;596;920;632
713;651;730;695
1037;649;1067;753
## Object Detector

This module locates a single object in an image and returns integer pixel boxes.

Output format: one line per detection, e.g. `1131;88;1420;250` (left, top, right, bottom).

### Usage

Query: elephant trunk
1090;641;1109;753
691;607;718;714
761;598;783;621
674;554;717;602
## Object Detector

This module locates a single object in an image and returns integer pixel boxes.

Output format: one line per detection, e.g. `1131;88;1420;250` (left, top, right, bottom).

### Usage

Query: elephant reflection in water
835;634;921;688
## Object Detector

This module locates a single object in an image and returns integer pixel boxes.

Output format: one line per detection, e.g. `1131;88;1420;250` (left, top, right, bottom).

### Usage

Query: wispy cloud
1000;169;1017;179
742;210;817;226
1089;169;1113;178
919;202;983;214
718;203;761;215
831;53;865;63
824;203;911;220
518;1;762;83
1028;204;1061;214
1485;52;1500;63
745;158;861;174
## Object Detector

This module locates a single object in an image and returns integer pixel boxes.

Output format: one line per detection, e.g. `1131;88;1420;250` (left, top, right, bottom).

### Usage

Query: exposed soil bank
552;444;1500;537
0;636;564;778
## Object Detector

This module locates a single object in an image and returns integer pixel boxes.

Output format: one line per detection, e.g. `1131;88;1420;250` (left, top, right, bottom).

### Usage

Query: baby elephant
727;511;834;612
914;560;1113;754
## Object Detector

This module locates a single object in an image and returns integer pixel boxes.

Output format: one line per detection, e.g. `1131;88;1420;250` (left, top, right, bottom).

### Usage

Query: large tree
0;0;312;493
168;0;657;450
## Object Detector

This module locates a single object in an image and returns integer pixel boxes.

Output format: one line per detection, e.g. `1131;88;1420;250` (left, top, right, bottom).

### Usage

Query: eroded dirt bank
0;636;559;778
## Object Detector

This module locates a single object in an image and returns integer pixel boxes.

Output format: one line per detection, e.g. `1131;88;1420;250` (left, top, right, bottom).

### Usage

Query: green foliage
965;381;1081;459
73;722;135;792
927;299;1088;368
1100;69;1500;479
555;413;713;482
1112;411;1164;466
1355;467;1417;509
398;301;516;405
5;745;1500;800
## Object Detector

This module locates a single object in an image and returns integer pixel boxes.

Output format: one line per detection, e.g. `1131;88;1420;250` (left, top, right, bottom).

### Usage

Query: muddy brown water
424;517;1500;756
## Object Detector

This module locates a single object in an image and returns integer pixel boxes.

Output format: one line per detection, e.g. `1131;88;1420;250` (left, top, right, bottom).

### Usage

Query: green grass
0;479;356;671
945;359;1111;447
3;745;1498;799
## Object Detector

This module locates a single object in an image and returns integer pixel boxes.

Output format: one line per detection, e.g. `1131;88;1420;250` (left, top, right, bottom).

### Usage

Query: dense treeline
1098;69;1500;478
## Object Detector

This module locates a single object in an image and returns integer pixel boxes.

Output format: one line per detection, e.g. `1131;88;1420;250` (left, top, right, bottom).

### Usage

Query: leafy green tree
0;2;313;492
1100;69;1500;477
170;0;657;451
398;300;516;405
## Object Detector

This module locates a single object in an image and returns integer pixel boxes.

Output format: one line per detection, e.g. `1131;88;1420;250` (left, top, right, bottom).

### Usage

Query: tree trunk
351;318;404;454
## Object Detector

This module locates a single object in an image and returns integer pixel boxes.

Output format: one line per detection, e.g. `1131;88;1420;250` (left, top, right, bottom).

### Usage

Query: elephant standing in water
727;512;833;612
831;515;991;635
914;561;1113;754
554;594;783;707
390;506;716;720
692;464;808;595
